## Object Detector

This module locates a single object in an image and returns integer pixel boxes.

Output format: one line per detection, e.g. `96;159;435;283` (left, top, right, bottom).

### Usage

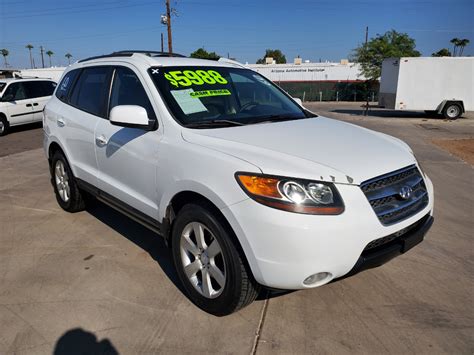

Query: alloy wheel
179;222;227;299
54;160;71;202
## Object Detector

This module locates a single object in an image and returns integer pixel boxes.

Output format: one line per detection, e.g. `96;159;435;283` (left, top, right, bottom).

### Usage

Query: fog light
303;272;332;286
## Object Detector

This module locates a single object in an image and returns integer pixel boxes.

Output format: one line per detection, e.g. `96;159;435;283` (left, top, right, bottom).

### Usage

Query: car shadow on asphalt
86;200;286;301
86;200;184;292
53;327;119;355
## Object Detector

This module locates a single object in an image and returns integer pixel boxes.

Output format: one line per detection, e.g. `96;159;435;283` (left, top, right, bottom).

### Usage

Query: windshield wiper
184;119;244;128
248;115;308;125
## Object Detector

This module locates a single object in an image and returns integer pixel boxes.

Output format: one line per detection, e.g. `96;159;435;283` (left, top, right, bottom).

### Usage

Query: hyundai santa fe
43;51;434;316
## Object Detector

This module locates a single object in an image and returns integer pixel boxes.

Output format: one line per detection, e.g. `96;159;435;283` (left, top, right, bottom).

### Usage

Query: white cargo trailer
379;57;473;119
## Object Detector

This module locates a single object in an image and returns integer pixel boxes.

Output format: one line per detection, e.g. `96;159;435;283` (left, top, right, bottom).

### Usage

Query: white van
0;78;56;136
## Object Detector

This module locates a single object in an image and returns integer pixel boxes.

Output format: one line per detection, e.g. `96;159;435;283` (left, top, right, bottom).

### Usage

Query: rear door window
24;81;57;99
70;67;112;117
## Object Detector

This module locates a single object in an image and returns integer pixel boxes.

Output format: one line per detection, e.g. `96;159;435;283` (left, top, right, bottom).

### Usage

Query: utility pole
165;0;173;55
161;33;164;52
364;26;369;116
40;46;45;68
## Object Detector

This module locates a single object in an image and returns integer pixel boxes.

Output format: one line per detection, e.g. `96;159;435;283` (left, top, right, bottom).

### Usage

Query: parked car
43;51;434;316
0;78;57;136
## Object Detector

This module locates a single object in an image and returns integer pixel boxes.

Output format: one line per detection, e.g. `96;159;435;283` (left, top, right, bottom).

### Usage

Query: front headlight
235;173;344;215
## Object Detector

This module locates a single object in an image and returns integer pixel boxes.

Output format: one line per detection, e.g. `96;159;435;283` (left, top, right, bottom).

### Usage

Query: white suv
43;51;434;315
0;78;56;136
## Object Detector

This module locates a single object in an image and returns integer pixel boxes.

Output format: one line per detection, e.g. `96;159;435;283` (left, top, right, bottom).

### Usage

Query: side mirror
293;97;303;106
109;105;153;130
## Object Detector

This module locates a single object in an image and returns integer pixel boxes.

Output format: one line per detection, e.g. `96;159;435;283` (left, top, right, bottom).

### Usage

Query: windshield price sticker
190;89;231;98
164;70;228;88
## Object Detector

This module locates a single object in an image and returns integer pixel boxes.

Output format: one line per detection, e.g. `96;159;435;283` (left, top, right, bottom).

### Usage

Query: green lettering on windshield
164;70;228;87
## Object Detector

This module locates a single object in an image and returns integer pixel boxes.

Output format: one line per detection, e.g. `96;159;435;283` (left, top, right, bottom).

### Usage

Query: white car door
94;66;160;219
2;82;34;125
59;67;113;185
24;80;57;122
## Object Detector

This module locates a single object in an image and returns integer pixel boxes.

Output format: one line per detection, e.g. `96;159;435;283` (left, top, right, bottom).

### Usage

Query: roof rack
78;50;186;63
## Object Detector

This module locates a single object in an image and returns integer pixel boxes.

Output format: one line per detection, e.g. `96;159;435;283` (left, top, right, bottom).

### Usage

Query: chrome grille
361;165;428;225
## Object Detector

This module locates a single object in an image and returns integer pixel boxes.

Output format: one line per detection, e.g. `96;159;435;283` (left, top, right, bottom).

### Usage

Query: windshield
0;82;6;94
148;66;312;128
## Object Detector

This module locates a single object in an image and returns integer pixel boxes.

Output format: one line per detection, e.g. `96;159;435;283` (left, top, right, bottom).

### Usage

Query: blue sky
1;0;473;68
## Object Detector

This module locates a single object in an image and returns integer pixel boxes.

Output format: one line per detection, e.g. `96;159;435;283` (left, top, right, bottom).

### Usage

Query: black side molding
76;178;163;236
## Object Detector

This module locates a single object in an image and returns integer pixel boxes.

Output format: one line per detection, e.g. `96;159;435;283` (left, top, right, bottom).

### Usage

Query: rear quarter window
56;69;80;102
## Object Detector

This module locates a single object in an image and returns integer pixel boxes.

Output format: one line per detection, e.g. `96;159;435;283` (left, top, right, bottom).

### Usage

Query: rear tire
171;203;260;316
0;115;9;137
51;151;86;212
443;103;462;120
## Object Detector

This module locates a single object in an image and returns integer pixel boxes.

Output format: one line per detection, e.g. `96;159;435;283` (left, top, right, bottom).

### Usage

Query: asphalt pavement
0;103;473;354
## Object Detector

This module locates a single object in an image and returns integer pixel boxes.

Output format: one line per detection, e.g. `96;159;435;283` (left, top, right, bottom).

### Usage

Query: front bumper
345;213;433;277
221;175;434;290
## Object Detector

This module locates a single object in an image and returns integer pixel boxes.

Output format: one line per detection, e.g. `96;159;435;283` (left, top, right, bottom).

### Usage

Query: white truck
379;57;473;119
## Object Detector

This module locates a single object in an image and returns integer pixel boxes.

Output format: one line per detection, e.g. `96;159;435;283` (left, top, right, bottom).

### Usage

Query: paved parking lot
1;103;473;354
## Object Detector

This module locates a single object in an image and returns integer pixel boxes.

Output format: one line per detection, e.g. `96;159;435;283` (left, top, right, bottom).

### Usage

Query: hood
181;116;416;185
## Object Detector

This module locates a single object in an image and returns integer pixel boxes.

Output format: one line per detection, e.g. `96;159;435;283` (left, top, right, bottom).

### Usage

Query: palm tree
46;50;54;67
450;38;460;56
25;44;34;68
458;39;470;56
65;53;73;65
1;49;9;67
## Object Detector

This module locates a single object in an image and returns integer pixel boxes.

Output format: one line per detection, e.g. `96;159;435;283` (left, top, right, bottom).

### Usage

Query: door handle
26;103;32;107
95;135;108;147
57;118;65;127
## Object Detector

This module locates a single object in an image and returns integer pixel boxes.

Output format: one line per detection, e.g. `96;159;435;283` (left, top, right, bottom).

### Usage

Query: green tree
26;44;34;68
256;49;287;64
190;48;220;60
1;48;9;67
65;53;73;65
46;50;54;67
351;30;421;80
431;48;451;57
458;39;470;56
450;38;460;56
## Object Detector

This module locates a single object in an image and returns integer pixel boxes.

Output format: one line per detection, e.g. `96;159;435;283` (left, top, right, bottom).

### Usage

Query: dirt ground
432;139;474;165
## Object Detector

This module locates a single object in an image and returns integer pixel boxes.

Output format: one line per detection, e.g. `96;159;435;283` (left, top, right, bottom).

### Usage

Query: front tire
51;151;86;212
171;203;260;316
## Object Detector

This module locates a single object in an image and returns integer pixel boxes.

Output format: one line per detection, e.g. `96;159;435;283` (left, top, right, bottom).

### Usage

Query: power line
1;1;157;20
